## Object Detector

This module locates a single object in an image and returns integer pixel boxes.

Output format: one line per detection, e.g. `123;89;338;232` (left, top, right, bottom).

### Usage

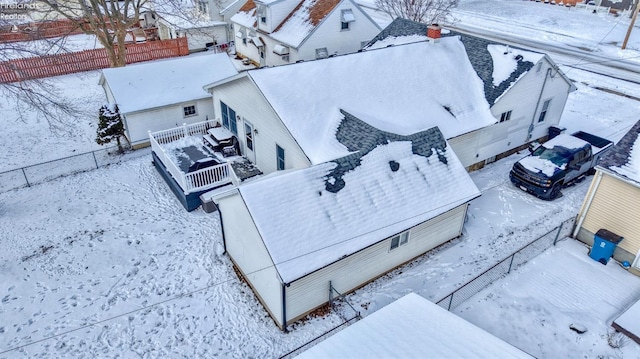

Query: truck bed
572;131;613;152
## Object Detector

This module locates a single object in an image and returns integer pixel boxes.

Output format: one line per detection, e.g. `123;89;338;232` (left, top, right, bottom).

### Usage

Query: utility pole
622;0;639;49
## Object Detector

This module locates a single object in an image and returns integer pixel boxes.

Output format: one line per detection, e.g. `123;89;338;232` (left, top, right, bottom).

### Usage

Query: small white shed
298;293;533;358
215;126;481;329
99;53;238;147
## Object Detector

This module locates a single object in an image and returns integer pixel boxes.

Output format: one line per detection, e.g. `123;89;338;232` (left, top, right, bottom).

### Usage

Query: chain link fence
436;216;576;311
0;145;149;193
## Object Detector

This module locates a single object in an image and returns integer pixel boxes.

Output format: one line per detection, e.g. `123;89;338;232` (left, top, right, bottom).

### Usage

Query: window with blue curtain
220;101;238;135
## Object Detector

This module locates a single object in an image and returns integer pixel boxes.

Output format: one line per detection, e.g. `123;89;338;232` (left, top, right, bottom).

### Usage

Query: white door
244;120;256;163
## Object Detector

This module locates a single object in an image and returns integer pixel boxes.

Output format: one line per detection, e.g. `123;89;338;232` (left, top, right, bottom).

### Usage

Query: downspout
527;67;555;142
215;202;227;254
281;282;288;333
572;171;604;238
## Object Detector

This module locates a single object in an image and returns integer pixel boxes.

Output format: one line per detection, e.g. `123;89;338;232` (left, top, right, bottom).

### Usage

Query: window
538;99;551;123
341;9;355;30
281;55;289;62
197;0;208;15
315;47;328;59
276;144;285;170
390;232;409;250
220;101;238;135
242;38;247;45
536;62;542;73
245;123;253;151
261;16;266;23
183;105;196;117
499;110;512;123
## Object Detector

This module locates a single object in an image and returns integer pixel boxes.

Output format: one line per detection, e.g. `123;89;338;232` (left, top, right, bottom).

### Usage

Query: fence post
553;222;563;246
507;254;515;273
21;168;30;187
92;151;99;169
182;123;188;137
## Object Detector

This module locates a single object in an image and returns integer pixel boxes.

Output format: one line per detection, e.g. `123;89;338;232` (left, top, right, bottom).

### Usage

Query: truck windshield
532;145;571;167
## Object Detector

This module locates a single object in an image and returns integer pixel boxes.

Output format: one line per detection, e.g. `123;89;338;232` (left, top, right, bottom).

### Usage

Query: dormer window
341;9;355;30
257;5;266;24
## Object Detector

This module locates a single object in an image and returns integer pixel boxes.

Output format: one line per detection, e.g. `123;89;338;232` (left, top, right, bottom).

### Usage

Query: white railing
151;120;219;145
574;3;610;14
149;130;188;191
149;119;239;195
184;162;235;193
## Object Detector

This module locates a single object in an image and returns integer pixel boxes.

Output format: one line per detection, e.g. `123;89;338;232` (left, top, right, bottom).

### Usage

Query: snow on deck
247;37;497;165
239;138;480;283
298;293;533;358
101;53;238;114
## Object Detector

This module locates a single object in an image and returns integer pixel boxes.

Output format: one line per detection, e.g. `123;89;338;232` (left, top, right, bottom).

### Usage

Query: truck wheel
549;183;562;200
587;168;596;176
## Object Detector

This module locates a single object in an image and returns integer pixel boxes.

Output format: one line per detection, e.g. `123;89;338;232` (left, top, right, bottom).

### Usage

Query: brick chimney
427;24;441;42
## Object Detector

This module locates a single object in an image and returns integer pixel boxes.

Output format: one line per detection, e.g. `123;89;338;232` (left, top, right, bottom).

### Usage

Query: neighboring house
297;293;533;358
594;0;636;11
366;18;576;170
215;124;481;329
230;0;381;67
573;120;640;270
99;53;238;147
155;0;244;51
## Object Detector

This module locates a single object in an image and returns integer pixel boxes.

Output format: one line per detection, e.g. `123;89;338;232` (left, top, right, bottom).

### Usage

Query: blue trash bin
589;229;623;265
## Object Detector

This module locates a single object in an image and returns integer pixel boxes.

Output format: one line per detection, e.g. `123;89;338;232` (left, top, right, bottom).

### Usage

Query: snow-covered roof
246;37;497;165
297;293;533;358
239;124;480;283
365;18;572;106
269;0;342;48
599;120;640;185
100;53;238;114
230;0;257;28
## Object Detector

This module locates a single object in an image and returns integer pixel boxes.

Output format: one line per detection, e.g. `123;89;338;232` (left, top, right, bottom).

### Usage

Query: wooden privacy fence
0;19;85;43
0;37;189;83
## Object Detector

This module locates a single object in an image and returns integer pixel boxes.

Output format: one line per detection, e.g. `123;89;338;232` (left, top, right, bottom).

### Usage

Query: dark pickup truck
509;131;613;200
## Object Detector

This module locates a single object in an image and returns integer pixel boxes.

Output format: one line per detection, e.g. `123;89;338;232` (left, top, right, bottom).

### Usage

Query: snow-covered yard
2;0;640;357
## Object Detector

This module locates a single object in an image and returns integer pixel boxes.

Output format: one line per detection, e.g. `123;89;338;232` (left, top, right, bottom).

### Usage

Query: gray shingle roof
599;119;640;185
366;18;537;106
325;109;448;193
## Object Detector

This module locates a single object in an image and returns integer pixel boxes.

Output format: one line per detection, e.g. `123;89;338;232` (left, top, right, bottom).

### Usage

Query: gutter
281;283;288;332
216;203;227;254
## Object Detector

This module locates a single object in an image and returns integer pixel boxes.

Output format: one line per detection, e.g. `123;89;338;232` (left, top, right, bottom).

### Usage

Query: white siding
492;57;572;143
295;1;379;61
449;57;573;168
185;25;228;51
218;193;284;327
261;0;299;33
125;98;214;145
580;173;640;256
284;204;468;324
101;81;116;105
212;78;311;174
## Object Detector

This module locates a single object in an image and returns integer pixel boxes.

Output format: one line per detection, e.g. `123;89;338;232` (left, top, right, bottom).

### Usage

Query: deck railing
184;162;235;193
149;120;238;194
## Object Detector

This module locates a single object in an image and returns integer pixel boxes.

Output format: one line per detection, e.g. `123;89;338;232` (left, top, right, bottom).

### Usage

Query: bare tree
374;0;459;24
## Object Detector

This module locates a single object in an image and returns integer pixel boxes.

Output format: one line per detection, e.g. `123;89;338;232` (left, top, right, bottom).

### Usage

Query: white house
573;120;640;269
230;0;381;67
154;0;244;51
203;30;573;174
366;19;577;170
215;125;481;329
297;293;533;358
99;53;238;147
